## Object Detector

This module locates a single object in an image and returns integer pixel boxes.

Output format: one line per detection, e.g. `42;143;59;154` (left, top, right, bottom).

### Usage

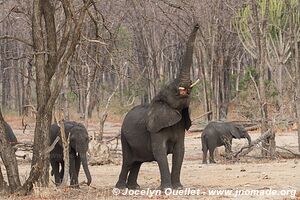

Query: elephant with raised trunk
201;121;251;164
50;121;91;186
115;24;199;190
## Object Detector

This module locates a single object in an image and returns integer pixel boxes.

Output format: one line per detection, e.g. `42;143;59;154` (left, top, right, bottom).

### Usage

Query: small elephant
116;25;199;190
49;121;91;186
201;121;251;164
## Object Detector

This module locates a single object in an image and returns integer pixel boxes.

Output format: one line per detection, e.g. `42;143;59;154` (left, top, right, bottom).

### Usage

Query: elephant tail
120;130;130;152
201;133;208;152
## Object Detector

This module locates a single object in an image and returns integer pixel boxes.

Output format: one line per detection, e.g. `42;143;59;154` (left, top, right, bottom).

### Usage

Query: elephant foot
209;160;216;164
157;183;172;191
54;182;61;187
127;183;140;189
70;184;80;189
115;181;127;189
172;182;183;189
202;160;207;164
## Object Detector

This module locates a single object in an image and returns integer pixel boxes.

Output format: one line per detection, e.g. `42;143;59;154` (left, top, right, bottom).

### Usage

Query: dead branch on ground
276;146;300;158
234;129;272;157
89;133;121;166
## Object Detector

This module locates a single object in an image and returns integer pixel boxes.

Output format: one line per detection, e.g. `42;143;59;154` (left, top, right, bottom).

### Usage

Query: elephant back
50;123;61;143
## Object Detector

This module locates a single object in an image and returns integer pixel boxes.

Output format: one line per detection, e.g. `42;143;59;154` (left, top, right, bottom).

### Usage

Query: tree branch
234;129;272;157
44;136;60;154
0;35;33;47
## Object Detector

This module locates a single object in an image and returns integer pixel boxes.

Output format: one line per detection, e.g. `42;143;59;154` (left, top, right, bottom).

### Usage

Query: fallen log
234;129;272;157
14;142;34;151
189;127;205;133
276;146;300;158
189;124;260;133
103;133;120;143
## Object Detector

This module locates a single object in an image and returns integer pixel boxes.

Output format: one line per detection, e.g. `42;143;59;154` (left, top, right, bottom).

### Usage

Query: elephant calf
50;121;91;187
201;121;251;164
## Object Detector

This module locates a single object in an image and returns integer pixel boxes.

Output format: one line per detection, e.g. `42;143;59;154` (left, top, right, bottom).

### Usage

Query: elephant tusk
179;87;186;90
190;79;200;88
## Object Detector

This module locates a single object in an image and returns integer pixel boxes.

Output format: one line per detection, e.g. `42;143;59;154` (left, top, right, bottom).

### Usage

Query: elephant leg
69;153;79;187
202;139;208;164
116;135;131;189
171;141;184;189
152;142;171;189
127;162;142;189
208;146;216;164
51;160;61;185
116;162;131;189
59;161;64;181
75;155;81;179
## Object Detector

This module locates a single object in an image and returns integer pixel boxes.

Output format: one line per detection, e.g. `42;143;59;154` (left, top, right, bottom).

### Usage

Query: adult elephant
49;121;91;186
116;25;199;190
201;121;251;164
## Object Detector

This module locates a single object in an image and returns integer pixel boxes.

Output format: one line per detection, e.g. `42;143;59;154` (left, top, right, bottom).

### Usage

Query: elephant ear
229;124;241;139
146;102;182;133
182;107;191;131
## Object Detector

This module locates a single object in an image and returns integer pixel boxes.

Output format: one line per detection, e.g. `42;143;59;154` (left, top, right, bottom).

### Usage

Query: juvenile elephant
116;25;199;190
201;121;251;164
49;121;91;186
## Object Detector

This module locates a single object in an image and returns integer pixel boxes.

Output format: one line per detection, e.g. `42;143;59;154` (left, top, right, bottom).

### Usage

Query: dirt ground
1;121;300;200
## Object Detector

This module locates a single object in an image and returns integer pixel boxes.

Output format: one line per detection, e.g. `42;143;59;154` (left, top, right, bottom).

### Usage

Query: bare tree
18;0;91;194
0;108;21;192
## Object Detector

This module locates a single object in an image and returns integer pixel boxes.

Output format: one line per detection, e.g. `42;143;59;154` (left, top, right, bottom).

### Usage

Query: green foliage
264;79;279;98
67;91;77;103
234;5;251;41
268;0;289;43
234;0;300;59
290;0;300;28
191;83;204;102
2;109;19;116
116;25;132;50
239;67;258;91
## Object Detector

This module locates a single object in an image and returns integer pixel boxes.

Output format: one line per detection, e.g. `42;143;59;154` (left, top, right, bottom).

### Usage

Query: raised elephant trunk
80;153;92;186
178;24;199;86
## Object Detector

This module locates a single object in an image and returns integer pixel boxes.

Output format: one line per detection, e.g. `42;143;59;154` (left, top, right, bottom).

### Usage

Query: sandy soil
1;122;300;200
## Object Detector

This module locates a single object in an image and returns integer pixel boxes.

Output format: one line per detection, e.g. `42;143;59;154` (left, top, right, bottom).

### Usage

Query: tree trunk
294;25;300;152
23;61;33;116
0;109;21;192
84;66;91;127
0;167;8;192
19;0;89;193
251;0;273;157
57;119;69;186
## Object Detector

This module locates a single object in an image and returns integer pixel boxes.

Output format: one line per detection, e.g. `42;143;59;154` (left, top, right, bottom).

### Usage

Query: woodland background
0;0;299;195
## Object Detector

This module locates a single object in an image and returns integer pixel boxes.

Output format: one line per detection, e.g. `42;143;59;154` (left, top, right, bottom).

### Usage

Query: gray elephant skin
201;121;251;164
49;121;91;186
116;25;199;190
